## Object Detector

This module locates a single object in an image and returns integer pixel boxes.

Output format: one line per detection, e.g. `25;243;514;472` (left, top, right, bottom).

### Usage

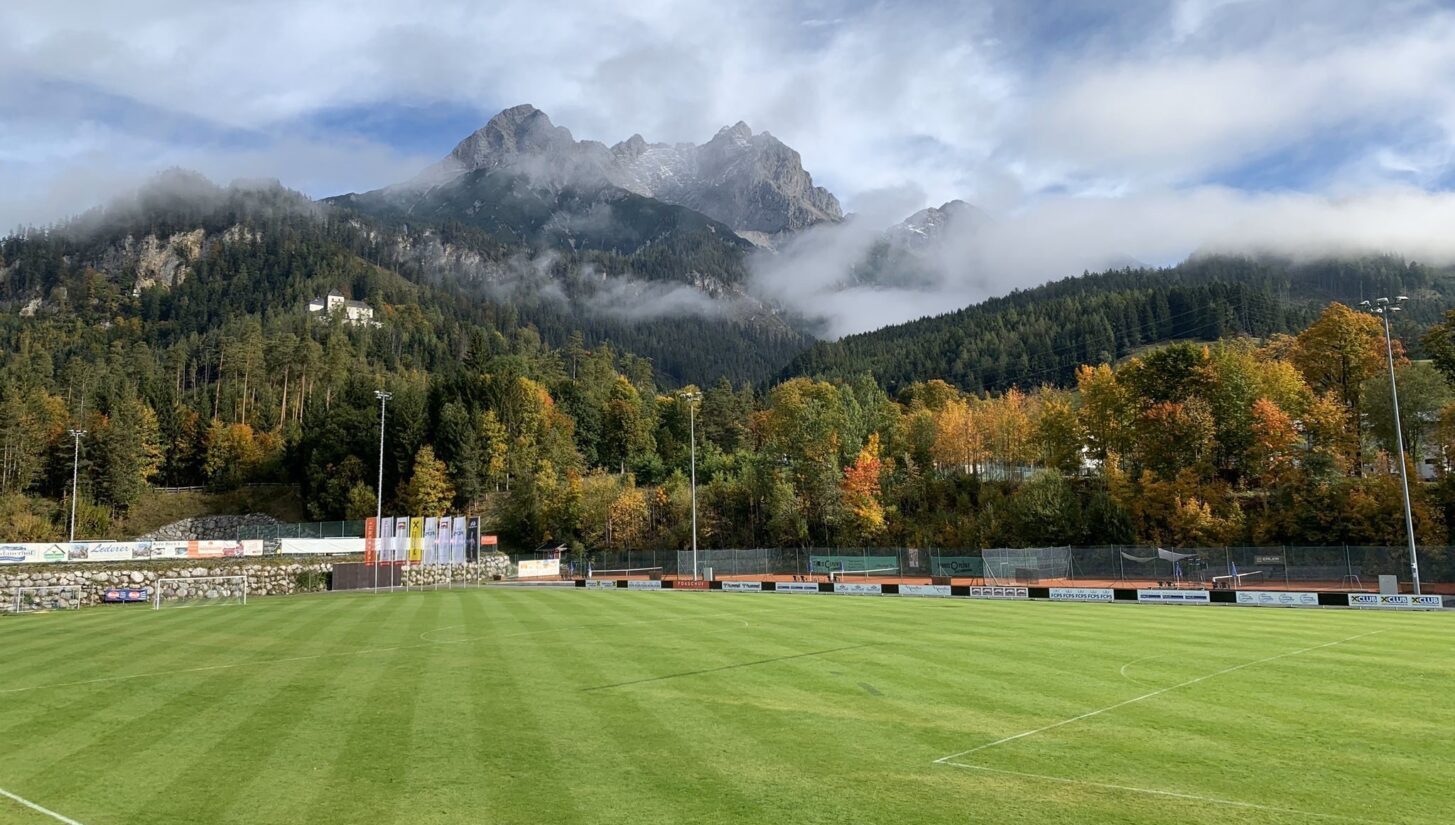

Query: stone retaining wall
0;552;513;612
139;513;284;541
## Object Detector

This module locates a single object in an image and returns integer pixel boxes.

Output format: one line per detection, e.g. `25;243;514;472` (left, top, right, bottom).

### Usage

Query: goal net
153;576;248;609
11;585;83;614
982;547;1072;584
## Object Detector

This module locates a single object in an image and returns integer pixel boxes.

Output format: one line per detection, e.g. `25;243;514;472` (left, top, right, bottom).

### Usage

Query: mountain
783;255;1455;393
848;199;988;290
419;104;841;245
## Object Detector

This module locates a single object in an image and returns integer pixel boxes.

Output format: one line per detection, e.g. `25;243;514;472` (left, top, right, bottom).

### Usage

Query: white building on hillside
307;290;376;326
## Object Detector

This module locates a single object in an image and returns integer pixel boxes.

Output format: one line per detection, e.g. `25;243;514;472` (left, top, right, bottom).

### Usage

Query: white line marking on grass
0;787;85;824
1117;655;1164;686
938;762;1389;824
934;629;1385;764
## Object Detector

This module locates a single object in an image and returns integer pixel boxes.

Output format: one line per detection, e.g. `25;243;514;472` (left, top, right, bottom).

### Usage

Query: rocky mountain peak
425;105;844;240
446;104;579;171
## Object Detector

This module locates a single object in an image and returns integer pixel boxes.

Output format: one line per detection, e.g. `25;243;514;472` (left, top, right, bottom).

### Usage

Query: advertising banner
967;586;1029;600
586;579;617;589
278;538;366;555
1347;594;1443;609
722;581;763;592
518;559;561;578
452;517;467;564
0;545;48;564
465;517;481;562
102;587;149;603
775;582;819;593
364;517;377;566
422;518;439;565
1235;591;1319;607
77;542;145;562
899;584;952;597
1049;587;1116;602
437;518;453;566
1137;589;1211;604
834;583;882;595
627;580;662;590
672;580;710;590
378;517;395;564
394;517;409;564
408;518;423;564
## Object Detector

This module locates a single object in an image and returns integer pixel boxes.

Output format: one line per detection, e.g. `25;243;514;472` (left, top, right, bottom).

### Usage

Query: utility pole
1360;297;1421;594
375;390;392;592
67;429;86;542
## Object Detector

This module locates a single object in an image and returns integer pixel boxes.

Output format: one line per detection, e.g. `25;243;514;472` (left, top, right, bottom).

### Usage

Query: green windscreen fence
809;555;900;573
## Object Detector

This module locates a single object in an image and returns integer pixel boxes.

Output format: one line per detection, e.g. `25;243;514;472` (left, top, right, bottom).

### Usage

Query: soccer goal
11;585;83;614
153;576;248;609
983;547;1072;584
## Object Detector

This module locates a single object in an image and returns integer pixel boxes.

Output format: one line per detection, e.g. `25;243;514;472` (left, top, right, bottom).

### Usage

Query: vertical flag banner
423;517;439;565
438;518;454;566
408;517;424;564
364;517;378;566
379;517;395;565
466;517;481;562
452;516;467;564
393;517;408;565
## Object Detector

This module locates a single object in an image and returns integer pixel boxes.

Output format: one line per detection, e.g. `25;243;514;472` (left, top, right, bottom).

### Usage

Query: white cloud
3;0;1455;334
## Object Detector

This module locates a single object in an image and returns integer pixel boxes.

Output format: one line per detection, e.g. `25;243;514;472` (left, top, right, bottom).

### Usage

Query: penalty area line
938;762;1389;824
0;787;85;825
933;629;1386;764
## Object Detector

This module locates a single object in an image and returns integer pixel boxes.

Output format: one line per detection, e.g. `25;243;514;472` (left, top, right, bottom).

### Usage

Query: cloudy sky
4;0;1455;332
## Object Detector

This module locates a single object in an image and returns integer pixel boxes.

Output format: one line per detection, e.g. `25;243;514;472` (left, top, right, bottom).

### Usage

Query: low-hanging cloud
754;184;1455;338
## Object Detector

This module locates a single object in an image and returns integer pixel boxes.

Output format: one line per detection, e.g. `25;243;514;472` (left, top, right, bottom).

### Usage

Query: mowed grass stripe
0;595;365;823
1;589;1450;824
141;592;422;823
103;594;376;820
231;590;443;825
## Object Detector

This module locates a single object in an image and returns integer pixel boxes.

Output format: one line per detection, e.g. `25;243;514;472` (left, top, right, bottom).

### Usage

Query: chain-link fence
536;545;1455;589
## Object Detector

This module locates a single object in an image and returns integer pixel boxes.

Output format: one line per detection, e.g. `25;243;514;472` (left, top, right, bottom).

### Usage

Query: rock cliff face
428;105;842;241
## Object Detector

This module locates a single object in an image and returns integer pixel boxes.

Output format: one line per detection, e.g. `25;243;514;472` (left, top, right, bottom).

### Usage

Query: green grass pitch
1;588;1451;824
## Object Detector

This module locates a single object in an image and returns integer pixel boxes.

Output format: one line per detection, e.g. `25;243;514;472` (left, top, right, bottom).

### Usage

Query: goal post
11;585;84;614
153;575;248;610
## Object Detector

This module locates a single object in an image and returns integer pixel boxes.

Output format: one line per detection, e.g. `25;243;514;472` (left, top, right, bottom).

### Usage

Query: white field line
938;762;1389;824
0;787;85;825
1116;654;1164;687
933;629;1385;764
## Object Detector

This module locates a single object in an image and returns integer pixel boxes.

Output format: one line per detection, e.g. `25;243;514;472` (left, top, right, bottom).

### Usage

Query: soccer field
1;588;1450;824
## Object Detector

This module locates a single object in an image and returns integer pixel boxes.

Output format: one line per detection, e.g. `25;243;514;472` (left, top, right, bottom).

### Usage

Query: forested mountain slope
783;256;1455;393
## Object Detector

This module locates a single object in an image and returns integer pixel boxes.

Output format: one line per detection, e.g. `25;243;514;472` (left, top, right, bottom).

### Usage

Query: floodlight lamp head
1396;295;1409;303
375;390;392;401
1376;297;1389;305
1360;300;1371;307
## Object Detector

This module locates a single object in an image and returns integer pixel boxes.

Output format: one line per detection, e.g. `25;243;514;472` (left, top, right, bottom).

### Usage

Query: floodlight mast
375;390;392;592
67;428;86;542
1360;297;1421;594
681;390;702;580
